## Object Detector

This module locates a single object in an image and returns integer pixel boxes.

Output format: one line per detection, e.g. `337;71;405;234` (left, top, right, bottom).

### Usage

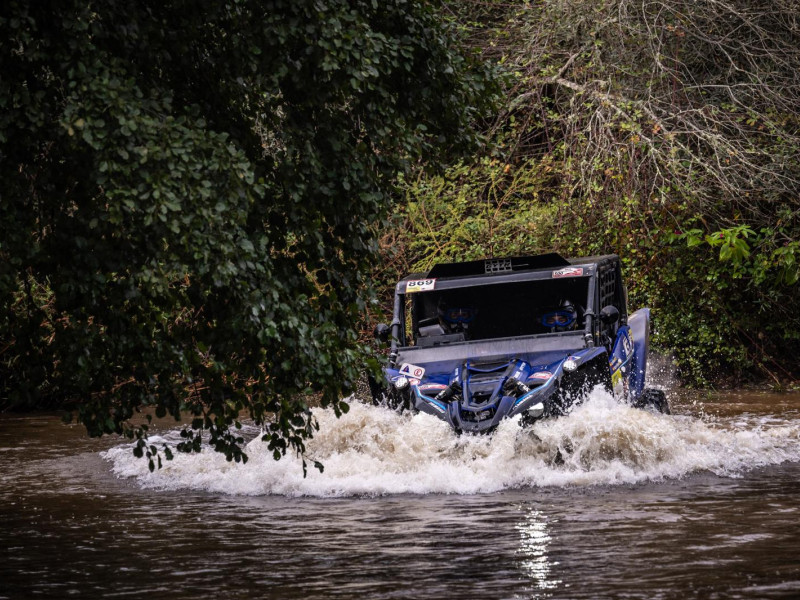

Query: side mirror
599;305;620;325
373;323;391;344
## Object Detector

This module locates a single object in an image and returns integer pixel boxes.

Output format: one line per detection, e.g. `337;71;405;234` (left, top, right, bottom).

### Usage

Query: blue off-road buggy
371;253;669;433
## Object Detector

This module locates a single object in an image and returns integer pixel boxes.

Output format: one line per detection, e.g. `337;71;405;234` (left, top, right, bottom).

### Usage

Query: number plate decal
405;279;436;293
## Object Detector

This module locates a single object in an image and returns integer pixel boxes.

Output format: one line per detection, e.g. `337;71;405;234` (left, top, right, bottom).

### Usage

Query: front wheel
367;374;389;406
367;374;416;411
634;388;670;414
551;357;612;416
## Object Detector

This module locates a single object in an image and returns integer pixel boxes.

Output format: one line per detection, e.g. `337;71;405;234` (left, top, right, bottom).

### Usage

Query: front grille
461;407;496;422
468;372;503;385
469;391;494;407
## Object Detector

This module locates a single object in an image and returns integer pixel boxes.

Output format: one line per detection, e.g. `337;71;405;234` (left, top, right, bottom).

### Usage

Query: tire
367;374;388;406
367;374;416;412
552;357;612;416
635;388;670;414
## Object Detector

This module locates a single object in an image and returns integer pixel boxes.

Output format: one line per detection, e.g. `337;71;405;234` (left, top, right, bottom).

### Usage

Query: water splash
103;388;800;497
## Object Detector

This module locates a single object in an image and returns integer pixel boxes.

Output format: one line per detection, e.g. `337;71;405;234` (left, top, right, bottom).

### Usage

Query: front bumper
410;358;568;433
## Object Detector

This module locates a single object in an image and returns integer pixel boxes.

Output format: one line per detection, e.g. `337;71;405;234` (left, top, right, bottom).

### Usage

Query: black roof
566;254;621;268
421;253;620;280
394;253;622;293
426;253;571;279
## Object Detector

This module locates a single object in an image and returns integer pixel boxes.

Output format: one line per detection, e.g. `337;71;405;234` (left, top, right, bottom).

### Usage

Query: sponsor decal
622;332;633;355
530;371;552;380
408;378;420;387
405;279;436;293
424;398;446;413
552;267;584;278
399;363;426;379
419;383;447;392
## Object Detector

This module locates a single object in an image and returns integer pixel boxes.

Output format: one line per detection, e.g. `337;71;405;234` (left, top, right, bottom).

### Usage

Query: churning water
103;388;800;497
3;387;800;599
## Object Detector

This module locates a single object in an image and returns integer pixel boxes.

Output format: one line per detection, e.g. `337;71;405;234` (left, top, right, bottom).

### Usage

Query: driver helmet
541;299;579;332
438;300;478;334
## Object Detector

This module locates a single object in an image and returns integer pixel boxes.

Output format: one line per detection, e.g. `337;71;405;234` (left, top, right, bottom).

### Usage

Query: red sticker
552;267;584;278
419;383;447;391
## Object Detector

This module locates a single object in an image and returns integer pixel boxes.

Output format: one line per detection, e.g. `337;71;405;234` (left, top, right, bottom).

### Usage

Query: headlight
527;402;544;418
394;376;409;390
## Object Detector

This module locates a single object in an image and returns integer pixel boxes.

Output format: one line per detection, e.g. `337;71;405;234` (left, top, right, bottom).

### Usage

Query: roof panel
427;253;571;279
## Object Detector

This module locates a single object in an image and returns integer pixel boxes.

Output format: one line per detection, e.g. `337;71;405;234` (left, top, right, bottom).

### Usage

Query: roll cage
387;253;628;367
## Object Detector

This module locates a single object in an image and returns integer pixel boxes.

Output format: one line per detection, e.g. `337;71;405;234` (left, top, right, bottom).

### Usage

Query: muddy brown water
1;388;800;599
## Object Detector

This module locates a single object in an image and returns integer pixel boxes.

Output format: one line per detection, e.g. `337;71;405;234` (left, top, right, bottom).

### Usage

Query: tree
393;0;800;384
0;0;494;469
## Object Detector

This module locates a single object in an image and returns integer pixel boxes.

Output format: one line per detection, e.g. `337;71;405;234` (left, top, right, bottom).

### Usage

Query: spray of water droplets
103;387;800;497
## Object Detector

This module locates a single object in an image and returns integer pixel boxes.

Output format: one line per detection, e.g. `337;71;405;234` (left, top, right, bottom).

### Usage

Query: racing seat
416;318;465;347
418;323;446;337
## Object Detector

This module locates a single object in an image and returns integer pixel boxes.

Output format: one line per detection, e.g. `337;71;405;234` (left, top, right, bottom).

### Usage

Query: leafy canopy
392;0;800;386
0;0;494;469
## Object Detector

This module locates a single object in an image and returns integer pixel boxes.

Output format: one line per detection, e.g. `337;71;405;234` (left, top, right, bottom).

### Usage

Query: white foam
102;388;800;497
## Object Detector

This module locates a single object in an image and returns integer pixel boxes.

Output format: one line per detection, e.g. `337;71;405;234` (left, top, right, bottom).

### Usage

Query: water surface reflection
517;508;561;595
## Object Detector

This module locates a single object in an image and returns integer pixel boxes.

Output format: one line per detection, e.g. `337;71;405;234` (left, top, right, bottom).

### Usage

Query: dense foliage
0;0;493;468
387;0;800;386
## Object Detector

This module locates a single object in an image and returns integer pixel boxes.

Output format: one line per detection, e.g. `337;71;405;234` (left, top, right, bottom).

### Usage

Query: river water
2;387;800;599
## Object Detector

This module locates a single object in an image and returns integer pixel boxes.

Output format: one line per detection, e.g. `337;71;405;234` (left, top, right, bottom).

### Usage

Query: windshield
403;277;590;346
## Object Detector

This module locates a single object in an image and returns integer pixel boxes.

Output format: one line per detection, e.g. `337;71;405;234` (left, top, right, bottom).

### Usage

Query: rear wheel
635;388;670;414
